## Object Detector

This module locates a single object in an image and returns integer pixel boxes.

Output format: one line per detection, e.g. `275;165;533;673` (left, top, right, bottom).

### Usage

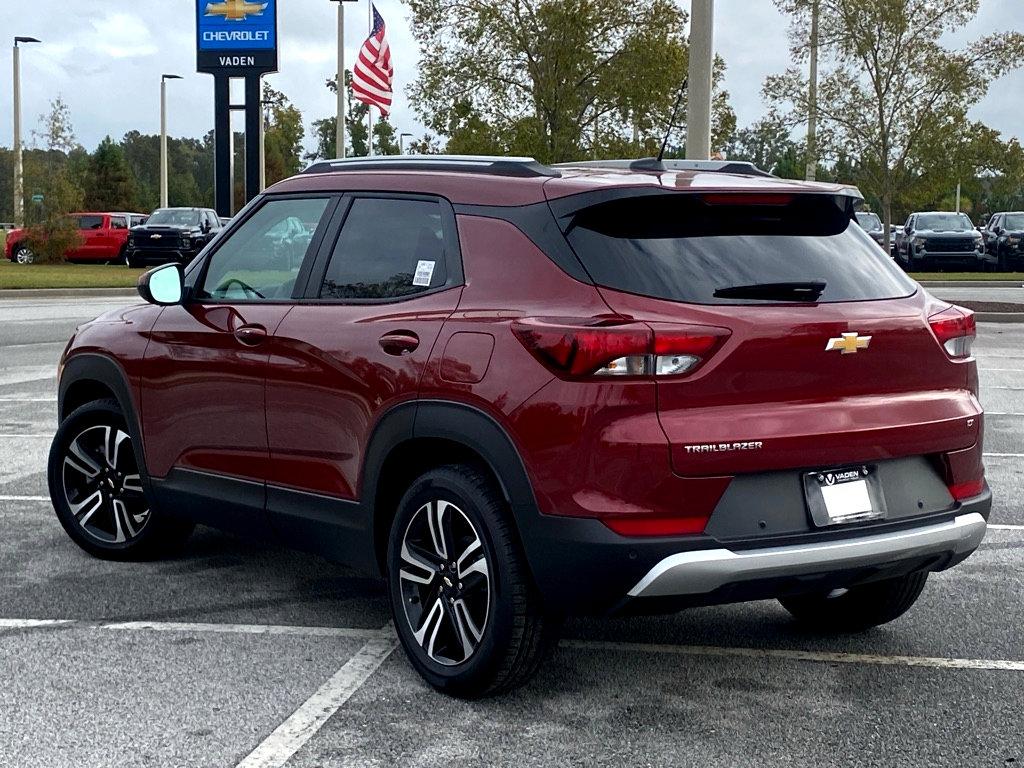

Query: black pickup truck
125;207;222;267
894;211;989;271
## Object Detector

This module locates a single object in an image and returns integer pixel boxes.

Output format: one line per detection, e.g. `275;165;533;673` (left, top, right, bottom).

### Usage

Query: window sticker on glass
413;260;436;287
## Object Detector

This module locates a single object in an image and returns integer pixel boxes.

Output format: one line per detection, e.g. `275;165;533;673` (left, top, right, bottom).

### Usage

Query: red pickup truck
5;212;147;264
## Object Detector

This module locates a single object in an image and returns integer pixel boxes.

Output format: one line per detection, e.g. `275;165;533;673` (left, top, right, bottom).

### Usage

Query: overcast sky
1;0;1021;156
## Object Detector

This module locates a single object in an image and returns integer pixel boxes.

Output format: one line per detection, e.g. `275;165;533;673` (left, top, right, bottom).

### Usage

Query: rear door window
76;215;104;230
319;197;449;300
563;193;916;305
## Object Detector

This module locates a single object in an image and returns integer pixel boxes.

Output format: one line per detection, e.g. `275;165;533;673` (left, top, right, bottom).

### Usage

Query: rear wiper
713;281;826;301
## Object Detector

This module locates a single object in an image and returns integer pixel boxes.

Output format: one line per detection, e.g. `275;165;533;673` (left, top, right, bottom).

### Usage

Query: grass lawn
0;258;145;290
915;272;1024;281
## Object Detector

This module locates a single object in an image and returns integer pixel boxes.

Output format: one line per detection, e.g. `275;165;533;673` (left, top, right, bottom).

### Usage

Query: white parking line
0;434;51;438
0;618;74;629
0;495;50;502
0;397;57;402
235;629;398;768
102;620;383;640
563;639;1024;672
989;524;1024;531
984;452;1024;458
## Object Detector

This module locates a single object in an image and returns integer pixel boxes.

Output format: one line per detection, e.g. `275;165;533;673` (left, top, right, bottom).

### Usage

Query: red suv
48;156;990;697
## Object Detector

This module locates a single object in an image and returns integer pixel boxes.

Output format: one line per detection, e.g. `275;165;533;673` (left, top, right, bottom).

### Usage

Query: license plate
803;466;886;527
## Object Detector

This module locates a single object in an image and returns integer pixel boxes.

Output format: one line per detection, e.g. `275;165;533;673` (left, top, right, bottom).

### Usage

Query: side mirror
138;263;183;306
202;221;212;234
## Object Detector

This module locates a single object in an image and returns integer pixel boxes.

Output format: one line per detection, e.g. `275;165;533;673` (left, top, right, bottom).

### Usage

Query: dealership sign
196;0;278;74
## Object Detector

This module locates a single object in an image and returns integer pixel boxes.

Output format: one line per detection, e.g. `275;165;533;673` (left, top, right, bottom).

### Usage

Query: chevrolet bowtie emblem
205;0;268;21
826;332;872;354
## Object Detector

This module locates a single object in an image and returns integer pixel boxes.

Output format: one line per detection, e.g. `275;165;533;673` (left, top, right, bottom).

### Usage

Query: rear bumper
627;511;986;599
518;487;991;615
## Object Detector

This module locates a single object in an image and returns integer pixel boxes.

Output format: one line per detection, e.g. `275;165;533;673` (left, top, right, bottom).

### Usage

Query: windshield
1003;214;1024;229
855;212;881;230
916;213;973;231
564;193;916;305
147;209;200;227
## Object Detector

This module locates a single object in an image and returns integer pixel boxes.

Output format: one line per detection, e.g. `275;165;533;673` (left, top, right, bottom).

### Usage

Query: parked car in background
49;155;990;697
4;212;141;264
895;211;988;271
219;216;233;227
982;212;1024;271
125;207;221;267
854;211;895;255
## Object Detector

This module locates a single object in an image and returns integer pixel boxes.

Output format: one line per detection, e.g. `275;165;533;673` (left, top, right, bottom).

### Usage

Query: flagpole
366;2;374;156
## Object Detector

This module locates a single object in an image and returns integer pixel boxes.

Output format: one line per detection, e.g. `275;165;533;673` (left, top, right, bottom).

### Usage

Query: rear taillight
511;318;730;378
928;305;976;358
948;478;985;501
601;515;708;537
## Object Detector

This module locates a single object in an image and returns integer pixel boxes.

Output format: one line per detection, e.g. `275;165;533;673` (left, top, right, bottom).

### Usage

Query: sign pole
337;2;346;158
196;0;278;216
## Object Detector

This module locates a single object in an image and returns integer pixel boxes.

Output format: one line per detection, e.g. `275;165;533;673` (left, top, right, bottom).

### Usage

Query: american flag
352;4;393;117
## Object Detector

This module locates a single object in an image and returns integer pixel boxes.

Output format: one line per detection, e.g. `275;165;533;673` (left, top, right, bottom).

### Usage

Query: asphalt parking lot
1;292;1022;768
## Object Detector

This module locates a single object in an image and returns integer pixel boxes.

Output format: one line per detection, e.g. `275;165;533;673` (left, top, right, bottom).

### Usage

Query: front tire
779;571;928;632
13;245;35;264
387;465;557;698
47;398;193;560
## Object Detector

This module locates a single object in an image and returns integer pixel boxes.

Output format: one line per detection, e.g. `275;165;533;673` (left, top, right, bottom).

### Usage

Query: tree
84;137;137;212
405;0;735;163
262;84;306;185
765;0;1024;244
22;97;84;263
309;71;400;160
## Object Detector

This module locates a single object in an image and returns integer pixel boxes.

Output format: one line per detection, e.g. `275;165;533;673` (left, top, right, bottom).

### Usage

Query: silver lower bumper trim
627;513;987;599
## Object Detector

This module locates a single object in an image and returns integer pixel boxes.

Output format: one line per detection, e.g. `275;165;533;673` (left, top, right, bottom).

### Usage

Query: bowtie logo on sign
205;0;267;20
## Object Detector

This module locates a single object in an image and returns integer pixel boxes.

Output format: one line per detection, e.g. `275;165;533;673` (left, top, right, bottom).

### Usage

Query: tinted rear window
564;194;916;304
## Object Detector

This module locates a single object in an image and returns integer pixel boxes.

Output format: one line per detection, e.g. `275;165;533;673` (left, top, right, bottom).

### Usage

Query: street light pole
805;0;819;181
685;0;714;160
160;74;182;209
399;132;413;155
13;36;41;227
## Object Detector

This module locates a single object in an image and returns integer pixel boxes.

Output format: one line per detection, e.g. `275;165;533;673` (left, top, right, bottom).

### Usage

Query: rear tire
386;464;557;698
779;572;928;632
47;398;194;560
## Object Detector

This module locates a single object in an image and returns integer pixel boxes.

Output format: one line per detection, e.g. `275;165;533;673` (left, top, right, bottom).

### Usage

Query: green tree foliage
84;137;137;212
766;0;1024;240
22;97;85;263
405;0;735;163
309;71;400;160
262;84;306;184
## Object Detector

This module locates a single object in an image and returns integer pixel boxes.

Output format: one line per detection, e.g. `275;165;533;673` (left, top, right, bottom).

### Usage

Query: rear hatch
555;189;982;479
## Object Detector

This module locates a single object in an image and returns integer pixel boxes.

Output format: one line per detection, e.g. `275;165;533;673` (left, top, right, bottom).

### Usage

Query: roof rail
301;154;561;179
553;158;774;177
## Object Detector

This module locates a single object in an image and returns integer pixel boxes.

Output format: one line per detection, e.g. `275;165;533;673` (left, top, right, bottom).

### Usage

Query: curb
975;312;1024;324
0;288;137;299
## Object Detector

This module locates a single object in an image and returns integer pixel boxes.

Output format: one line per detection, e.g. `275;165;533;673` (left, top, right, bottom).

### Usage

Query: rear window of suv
563;193;916;304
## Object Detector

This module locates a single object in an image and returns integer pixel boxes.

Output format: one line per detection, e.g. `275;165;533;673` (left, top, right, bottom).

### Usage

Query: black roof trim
301;155;561;179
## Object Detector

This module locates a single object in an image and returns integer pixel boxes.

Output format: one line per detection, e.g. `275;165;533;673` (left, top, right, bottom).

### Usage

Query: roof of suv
270;155;863;207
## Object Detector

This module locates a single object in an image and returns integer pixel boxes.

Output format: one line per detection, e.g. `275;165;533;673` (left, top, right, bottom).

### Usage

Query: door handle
234;324;267;347
379;331;420;356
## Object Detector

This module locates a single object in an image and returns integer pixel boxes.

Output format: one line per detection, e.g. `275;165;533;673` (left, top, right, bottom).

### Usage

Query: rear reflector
601;515;708;537
511;318;729;379
928;305;976;358
948;478;985;501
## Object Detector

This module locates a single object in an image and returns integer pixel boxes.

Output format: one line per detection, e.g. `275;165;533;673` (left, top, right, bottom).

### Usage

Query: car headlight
974;235;984;250
182;235;191;248
914;237;927;247
1008;236;1021;245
